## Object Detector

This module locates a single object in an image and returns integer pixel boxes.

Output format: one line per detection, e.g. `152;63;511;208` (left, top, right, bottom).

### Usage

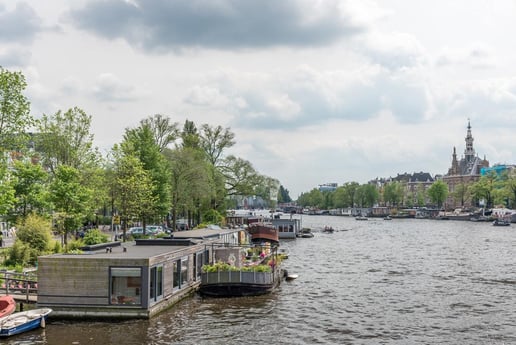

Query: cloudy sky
2;0;516;198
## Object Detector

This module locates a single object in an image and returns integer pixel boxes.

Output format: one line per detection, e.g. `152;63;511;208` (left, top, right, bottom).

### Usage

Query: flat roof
44;227;242;260
171;227;241;239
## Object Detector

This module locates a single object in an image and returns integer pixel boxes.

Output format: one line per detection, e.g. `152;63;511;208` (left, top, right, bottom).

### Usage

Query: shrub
16;213;52;252
82;229;109;245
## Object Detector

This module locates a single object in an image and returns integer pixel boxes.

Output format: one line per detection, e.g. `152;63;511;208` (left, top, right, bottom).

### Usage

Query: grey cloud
0;48;32;67
229;74;427;130
68;0;363;52
0;2;43;43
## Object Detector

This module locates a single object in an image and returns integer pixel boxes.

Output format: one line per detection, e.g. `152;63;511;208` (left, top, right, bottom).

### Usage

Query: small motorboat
355;216;368;221
492;219;511;226
285;274;299;281
0;308;52;337
322;226;334;233
298;228;314;238
0;296;16;319
384;216;392;220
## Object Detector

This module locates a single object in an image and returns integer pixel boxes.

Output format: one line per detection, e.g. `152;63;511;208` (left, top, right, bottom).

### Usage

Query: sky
1;0;516;198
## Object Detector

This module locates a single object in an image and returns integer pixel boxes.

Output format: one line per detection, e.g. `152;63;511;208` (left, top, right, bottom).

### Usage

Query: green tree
0;163;16;217
0;66;34;152
200;124;235;166
503;170;516;208
469;172;498;209
11;160;49;218
427;180;449;210
163;147;212;230
112;152;156;239
343;182;360;208
122;123;171;221
36;107;101;174
181;119;201;149
278;185;292;203
48;165;94;245
219;155;263;197
383;181;404;206
8;213;53;265
357;184;379;207
140;114;180;152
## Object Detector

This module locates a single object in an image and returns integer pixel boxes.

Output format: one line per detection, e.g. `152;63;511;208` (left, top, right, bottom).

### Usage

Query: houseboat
271;217;301;239
247;222;279;244
199;223;283;297
199;243;283;297
37;227;246;319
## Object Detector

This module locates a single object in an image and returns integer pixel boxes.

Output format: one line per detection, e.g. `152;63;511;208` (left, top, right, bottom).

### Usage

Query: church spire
464;119;475;164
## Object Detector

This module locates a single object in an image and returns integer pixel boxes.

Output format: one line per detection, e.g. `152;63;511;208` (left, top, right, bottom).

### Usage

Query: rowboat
0;308;52;337
0;296;16;319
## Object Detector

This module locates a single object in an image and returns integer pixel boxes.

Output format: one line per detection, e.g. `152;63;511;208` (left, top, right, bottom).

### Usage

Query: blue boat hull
0;316;47;337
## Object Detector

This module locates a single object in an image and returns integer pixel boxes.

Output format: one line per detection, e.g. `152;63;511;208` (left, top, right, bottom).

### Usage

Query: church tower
464;120;475;167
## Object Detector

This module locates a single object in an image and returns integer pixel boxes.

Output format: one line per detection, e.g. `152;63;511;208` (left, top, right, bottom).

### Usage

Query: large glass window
110;267;142;305
181;257;188;286
150;266;163;302
194;252;203;281
173;260;180;289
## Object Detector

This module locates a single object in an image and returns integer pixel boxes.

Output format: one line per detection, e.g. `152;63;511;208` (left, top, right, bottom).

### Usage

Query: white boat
0;308;52;337
355;216;368;221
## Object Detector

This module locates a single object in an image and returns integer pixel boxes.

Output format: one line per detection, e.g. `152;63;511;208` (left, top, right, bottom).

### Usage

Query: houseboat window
110;267;142;305
181;256;188;286
173;260;180;289
150;266;163;302
194;252;203;281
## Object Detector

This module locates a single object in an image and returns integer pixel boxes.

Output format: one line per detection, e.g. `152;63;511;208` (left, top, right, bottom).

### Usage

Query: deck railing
201;270;275;285
0;270;38;303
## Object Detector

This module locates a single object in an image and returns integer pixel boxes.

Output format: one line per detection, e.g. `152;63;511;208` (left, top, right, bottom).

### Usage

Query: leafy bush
202;262;272;273
82;229;109;245
16;213;52;252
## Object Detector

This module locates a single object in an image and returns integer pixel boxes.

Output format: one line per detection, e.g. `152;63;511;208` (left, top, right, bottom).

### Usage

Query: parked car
146;225;164;235
128;227;143;235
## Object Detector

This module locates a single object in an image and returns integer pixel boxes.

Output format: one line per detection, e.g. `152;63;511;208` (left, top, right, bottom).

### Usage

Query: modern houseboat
271;217;301;239
36;227;246;319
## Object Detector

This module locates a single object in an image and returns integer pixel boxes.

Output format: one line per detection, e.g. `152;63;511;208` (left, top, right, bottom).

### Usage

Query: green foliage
202;262;272;273
278;185;292;203
11;160;49;217
65;239;84;253
427;180;449;209
16;213;52;252
82;228;109;245
203;209;224;224
0;66;34;152
4;240;32;267
52;240;62;253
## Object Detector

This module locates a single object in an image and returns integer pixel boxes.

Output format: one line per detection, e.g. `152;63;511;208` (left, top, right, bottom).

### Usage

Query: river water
5;215;516;345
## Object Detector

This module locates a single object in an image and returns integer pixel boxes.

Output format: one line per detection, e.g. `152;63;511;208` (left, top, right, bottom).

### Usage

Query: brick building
442;121;489;209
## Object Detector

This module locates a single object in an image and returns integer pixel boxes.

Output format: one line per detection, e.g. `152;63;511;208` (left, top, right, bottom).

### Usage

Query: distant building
318;183;338;192
442;121;489;209
480;164;515;177
370;172;435;207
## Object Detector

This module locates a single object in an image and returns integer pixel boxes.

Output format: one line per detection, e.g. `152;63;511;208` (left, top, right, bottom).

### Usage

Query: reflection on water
8;216;516;344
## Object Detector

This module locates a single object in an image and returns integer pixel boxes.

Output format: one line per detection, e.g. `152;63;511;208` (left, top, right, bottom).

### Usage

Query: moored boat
0;308;52;337
247;222;279;244
492;219;511;226
297;228;314;238
199;243;283;297
0;296;16;319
